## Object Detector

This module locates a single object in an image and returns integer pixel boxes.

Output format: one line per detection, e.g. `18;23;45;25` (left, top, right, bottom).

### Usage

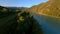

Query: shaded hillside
29;0;60;18
6;7;28;11
0;6;18;34
0;6;43;34
17;11;43;34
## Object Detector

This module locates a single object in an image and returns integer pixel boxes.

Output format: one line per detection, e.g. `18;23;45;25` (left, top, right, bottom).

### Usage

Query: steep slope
29;0;60;34
29;0;60;18
0;6;43;34
0;6;18;34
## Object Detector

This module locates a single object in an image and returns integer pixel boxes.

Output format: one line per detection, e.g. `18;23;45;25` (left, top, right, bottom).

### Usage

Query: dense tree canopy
0;6;43;34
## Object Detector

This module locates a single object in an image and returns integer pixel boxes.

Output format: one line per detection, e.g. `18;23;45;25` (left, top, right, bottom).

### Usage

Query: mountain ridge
28;0;60;18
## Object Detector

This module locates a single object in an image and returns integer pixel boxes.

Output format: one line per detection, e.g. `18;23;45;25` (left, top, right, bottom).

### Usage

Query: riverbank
30;12;60;34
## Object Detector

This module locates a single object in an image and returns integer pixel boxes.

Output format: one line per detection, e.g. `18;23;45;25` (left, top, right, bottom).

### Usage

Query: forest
0;6;43;34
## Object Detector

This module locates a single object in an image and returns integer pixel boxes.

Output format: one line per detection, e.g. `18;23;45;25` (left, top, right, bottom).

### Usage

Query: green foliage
0;6;43;34
17;11;43;34
0;7;18;34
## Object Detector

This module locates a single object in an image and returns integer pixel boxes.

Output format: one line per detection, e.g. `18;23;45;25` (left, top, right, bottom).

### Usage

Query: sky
0;0;48;7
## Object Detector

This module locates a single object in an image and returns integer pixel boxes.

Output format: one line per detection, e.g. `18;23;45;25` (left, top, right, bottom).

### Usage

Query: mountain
7;7;21;10
0;6;28;13
0;6;43;34
0;6;8;10
6;7;28;10
28;0;60;34
29;0;60;18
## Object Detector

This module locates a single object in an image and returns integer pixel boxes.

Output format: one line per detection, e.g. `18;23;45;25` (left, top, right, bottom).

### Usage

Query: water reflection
30;12;60;34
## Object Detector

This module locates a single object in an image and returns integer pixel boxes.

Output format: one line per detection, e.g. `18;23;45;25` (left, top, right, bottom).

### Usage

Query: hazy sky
0;0;48;7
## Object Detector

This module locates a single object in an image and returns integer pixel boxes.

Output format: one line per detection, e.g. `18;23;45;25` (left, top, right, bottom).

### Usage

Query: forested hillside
0;6;43;34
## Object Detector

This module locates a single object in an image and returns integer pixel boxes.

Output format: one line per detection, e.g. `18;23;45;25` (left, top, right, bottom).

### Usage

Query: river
30;12;60;34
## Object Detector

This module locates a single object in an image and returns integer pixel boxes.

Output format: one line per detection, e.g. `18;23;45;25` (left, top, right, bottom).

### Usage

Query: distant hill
7;7;28;10
0;6;28;13
0;6;8;10
0;6;28;10
29;0;60;18
6;7;21;10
